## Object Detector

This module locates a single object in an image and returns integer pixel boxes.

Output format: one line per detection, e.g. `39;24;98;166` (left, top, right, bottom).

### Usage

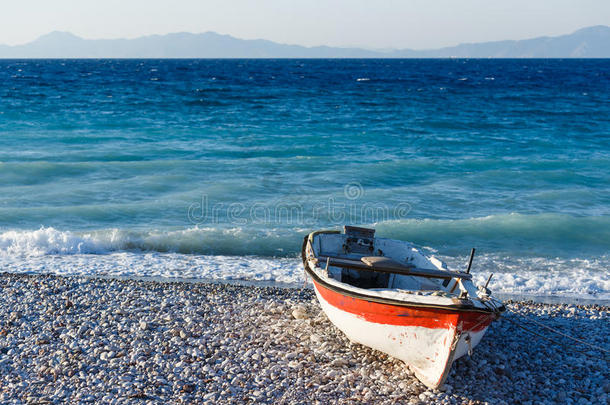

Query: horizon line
1;24;608;53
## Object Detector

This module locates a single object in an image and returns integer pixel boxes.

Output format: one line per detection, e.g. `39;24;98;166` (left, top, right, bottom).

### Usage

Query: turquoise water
0;59;608;299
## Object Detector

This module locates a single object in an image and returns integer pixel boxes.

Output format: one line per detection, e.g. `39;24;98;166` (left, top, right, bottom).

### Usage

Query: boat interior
311;226;469;294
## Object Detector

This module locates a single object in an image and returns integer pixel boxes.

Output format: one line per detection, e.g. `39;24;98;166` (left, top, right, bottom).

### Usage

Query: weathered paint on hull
313;280;494;388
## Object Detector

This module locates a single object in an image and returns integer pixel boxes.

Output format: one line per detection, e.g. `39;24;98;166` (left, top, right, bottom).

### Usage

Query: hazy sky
1;0;609;49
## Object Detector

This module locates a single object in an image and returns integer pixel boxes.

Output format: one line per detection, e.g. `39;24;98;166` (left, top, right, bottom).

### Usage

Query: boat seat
360;256;414;272
319;252;365;261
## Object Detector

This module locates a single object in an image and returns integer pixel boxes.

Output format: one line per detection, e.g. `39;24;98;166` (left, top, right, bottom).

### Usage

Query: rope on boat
502;310;609;362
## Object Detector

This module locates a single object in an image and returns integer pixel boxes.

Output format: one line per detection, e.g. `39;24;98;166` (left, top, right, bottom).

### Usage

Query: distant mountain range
1;26;609;58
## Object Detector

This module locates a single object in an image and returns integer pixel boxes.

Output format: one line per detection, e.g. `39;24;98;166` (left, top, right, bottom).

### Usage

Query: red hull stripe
314;280;492;331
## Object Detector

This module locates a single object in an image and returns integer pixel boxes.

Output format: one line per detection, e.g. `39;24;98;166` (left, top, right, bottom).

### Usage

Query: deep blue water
0;59;608;297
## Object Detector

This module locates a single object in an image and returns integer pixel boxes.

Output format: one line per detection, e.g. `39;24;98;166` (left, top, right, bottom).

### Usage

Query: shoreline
0;273;608;404
17;272;609;307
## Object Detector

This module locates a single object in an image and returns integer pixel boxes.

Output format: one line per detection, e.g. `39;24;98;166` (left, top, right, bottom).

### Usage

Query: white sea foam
440;254;610;301
0;251;607;302
0;253;303;285
0;226;304;257
0;227;607;301
0;227;109;256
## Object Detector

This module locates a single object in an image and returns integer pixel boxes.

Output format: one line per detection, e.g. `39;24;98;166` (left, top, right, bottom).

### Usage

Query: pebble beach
0;273;608;404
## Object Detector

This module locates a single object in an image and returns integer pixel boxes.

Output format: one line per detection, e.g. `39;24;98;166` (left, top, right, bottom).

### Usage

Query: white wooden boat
302;226;504;389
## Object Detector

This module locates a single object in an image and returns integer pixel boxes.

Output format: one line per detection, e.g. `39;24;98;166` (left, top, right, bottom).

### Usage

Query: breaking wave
0;216;608;301
376;213;610;256
1;212;609;258
0;226;303;257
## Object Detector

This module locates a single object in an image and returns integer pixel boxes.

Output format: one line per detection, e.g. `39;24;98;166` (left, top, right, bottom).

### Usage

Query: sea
0;59;608;302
